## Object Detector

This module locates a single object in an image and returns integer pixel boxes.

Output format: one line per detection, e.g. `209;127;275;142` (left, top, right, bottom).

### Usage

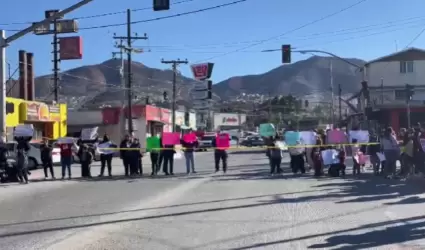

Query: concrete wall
68;110;103;126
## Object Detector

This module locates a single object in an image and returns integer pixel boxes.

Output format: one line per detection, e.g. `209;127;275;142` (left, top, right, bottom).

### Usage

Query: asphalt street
1;150;425;249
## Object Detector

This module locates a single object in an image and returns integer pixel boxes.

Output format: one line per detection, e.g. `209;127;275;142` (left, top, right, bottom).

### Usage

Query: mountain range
7;56;365;109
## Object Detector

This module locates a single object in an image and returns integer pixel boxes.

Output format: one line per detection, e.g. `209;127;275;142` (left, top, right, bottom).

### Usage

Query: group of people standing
264;124;425;180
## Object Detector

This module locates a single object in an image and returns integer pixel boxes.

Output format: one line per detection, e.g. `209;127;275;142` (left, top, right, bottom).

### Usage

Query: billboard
59;36;82;60
190;63;214;80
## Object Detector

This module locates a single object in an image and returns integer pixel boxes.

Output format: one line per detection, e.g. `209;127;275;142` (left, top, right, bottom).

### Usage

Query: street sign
33;19;78;35
190;63;214;80
193;81;208;91
193;99;212;110
191;90;209;100
56;19;79;33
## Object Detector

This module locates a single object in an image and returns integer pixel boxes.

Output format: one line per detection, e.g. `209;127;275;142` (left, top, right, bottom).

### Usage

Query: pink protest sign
162;132;180;145
216;133;230;149
358;153;369;165
327;130;345;144
183;133;197;143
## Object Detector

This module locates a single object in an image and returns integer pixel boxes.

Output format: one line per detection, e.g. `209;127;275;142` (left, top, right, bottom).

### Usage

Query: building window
400;61;414;73
395;90;406;100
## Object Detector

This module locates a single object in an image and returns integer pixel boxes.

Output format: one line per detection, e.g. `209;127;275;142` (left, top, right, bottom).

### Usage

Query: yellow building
6;97;67;140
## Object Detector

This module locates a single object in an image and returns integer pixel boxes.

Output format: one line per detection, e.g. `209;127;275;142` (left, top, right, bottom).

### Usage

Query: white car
5;142;61;169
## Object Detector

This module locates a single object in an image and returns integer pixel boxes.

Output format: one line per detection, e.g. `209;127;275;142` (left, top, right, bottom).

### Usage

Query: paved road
1;151;425;249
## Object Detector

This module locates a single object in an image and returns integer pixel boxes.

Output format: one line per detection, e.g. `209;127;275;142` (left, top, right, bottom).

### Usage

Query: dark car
240;136;265;147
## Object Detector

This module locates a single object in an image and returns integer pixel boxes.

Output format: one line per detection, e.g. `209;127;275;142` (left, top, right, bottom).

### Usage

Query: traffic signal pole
0;0;93;141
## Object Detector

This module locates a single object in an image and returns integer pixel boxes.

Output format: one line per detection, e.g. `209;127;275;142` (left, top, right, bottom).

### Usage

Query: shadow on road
226;215;425;250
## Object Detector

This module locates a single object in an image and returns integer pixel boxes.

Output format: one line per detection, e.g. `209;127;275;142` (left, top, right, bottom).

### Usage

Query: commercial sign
49;105;61;121
213;113;247;128
190;63;214;80
25;102;50;121
60;36;83;60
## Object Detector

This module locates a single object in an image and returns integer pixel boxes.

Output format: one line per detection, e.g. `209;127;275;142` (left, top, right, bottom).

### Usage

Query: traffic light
153;0;170;11
304;100;309;108
406;84;414;101
163;91;168;101
282;44;291;64
207;80;212;99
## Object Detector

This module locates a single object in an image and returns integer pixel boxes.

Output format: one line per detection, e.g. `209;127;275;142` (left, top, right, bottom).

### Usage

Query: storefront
5;97;67;141
213;112;246;130
101;104;171;140
145;105;170;136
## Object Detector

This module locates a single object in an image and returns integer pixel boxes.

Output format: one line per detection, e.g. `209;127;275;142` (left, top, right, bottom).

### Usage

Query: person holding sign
97;134;115;177
57;138;78;180
212;132;229;173
146;136;161;176
181;129;198;174
40;140;55;179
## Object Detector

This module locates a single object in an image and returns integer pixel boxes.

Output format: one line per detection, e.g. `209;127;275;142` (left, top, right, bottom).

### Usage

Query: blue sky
1;0;425;84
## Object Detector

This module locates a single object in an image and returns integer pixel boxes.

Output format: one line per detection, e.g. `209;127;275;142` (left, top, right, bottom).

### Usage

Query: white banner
81;127;98;140
13;124;34;137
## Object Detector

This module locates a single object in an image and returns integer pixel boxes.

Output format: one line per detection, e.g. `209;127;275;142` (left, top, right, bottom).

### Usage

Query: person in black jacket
15;136;31;184
367;131;381;175
40;140;55;179
162;144;175;175
120;134;131;176
133;138;143;175
129;138;141;176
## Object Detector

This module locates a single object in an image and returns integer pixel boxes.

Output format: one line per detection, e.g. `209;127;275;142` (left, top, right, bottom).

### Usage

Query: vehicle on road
197;133;216;151
5;142;61;170
239;136;265;147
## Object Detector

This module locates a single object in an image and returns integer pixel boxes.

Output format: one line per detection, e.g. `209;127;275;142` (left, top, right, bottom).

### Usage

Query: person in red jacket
59;139;77;179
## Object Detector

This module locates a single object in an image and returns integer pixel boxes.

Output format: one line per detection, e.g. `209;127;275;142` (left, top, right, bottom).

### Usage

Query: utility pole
268;92;272;122
52;18;60;102
161;59;188;132
113;9;148;133
338;83;342;122
329;59;335;125
112;39;126;137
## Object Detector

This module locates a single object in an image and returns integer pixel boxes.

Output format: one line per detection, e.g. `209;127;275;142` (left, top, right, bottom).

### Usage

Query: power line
79;0;251;31
0;0;198;26
192;0;369;63
136;21;422;55
133;15;425;49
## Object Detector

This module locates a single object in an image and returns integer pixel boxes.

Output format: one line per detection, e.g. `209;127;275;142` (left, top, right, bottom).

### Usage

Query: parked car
197;133;216;151
5;142;61;170
239;136;265;147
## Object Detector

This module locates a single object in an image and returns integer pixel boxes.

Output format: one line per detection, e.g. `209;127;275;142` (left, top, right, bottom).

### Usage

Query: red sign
60;36;82;60
223;117;238;123
191;63;214;80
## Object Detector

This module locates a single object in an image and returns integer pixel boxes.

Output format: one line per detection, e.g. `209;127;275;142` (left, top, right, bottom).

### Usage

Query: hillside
6;56;365;109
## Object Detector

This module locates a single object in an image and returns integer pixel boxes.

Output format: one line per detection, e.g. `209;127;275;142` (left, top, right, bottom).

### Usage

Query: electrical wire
0;0;199;26
2;0;253;32
134;15;425;50
191;0;369;63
